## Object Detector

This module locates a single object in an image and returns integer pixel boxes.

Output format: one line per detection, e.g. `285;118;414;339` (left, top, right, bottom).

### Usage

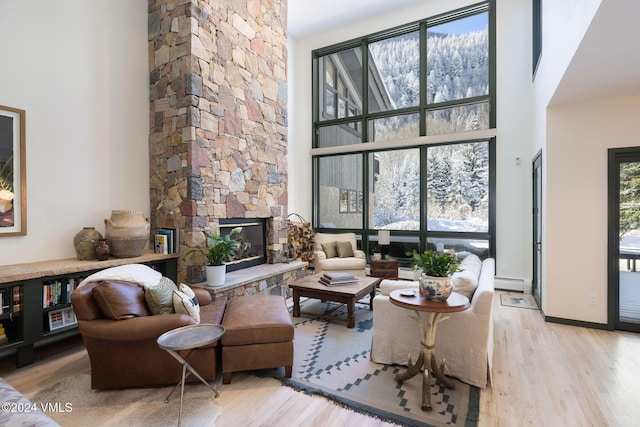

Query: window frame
311;1;496;263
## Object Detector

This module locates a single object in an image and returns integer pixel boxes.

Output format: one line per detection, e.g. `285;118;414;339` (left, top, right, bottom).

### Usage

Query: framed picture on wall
339;189;348;213
348;190;357;213
0;105;26;236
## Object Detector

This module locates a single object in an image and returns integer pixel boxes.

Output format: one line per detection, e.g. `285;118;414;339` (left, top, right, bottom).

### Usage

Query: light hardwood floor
2;290;640;426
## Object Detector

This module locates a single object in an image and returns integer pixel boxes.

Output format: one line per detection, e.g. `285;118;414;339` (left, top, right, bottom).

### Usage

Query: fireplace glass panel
219;219;267;272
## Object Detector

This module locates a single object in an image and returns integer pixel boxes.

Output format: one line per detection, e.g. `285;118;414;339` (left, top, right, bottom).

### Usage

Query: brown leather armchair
71;280;226;390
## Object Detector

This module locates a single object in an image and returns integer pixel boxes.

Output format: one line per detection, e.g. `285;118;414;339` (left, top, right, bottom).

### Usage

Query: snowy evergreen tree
459;142;488;213
428;149;454;213
619;162;640;239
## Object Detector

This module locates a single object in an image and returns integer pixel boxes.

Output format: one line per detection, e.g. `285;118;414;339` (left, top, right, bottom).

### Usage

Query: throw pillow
451;270;478;299
336;241;354;258
92;281;151;320
460;254;482;275
145;276;178;315
452;254;482;299
173;283;200;323
321;241;338;258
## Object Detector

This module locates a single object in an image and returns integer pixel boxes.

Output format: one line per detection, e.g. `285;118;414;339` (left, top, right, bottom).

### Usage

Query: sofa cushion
173;283;200;323
145;276;178;315
321;241;338;258
336;241;354;258
452;254;482;299
92;281;150;320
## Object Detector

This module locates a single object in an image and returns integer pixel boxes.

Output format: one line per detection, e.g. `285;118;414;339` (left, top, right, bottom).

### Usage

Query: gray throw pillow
145;276;178;315
336;241;354;258
322;241;338;258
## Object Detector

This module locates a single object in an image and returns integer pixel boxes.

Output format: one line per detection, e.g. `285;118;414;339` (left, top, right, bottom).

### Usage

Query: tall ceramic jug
104;210;150;258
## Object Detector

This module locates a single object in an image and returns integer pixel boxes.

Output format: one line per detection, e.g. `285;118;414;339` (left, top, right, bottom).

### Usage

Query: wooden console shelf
0;251;177;368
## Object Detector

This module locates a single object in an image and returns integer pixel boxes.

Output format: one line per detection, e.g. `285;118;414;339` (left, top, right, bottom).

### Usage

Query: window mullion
361;40;369;143
420;21;427;137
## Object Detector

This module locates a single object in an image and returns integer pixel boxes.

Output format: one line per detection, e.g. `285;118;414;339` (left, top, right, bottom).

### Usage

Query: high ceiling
287;0;425;39
550;0;640;105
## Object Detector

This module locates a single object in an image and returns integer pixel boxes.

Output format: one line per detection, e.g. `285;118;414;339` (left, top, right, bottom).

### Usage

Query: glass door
608;148;640;332
532;152;542;309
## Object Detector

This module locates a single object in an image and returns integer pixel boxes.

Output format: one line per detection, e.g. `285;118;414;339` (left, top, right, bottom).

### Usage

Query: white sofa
313;232;367;276
371;257;495;388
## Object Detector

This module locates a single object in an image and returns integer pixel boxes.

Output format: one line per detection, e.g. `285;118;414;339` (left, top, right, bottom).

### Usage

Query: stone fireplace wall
148;0;288;284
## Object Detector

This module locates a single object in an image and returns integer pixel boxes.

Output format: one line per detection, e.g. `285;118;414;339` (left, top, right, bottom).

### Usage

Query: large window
312;2;495;263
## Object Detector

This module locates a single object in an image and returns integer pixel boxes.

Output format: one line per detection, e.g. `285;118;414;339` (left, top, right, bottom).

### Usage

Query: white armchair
313;232;367;276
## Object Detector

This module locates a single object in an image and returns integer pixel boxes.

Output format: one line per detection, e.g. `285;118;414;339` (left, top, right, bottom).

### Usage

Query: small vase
95;239;111;261
73;227;103;260
418;275;452;301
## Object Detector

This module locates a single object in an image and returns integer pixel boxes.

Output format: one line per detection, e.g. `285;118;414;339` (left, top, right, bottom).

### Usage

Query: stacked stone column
148;0;288;284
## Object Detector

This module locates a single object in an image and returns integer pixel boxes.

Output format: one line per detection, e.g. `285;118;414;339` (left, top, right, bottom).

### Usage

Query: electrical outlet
589;294;597;305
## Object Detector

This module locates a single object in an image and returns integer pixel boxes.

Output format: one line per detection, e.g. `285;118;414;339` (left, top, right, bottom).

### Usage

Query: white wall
531;0;601;318
0;0;149;265
494;0;534;281
545;94;640;323
288;0;535;282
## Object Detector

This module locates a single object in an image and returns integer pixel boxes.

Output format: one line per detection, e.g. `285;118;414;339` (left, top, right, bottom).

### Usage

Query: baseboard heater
494;276;531;293
394;269;532;294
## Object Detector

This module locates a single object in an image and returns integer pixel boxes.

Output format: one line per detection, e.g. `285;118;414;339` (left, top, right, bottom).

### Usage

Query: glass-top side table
157;323;225;427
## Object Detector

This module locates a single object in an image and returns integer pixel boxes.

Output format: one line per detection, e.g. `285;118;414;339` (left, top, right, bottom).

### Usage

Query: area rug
29;373;220;427
500;293;538;309
262;299;479;427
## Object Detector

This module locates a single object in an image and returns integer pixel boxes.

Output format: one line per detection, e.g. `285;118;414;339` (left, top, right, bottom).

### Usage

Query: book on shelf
12;287;22;313
48;307;77;331
155;234;168;254
42;278;81;309
157;227;179;254
0;323;7;344
0;290;6;315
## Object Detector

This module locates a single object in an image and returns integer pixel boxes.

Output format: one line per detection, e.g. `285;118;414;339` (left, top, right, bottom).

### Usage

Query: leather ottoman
221;295;294;384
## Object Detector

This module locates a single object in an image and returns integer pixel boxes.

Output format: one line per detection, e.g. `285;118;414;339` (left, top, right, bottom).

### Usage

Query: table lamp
378;230;391;259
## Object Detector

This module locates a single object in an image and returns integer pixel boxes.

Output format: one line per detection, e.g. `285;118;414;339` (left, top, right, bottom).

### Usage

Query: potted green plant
186;226;243;287
406;249;462;301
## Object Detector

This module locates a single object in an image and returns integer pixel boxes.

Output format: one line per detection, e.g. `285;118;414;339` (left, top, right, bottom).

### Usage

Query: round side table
157;323;225;426
389;289;469;411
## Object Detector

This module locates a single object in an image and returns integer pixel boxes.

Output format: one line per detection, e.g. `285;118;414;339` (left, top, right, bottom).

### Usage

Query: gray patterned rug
262;298;479;427
500;293;538;310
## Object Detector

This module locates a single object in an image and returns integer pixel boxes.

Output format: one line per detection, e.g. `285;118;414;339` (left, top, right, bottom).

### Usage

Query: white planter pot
206;264;226;287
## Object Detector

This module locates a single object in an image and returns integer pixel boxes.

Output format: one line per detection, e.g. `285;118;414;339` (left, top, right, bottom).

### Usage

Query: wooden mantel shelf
0;251;178;284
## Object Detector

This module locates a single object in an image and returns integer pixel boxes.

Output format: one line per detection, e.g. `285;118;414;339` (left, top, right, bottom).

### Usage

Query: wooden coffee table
289;274;380;328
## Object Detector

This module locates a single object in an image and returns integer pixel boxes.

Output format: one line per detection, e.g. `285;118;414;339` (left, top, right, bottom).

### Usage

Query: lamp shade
378;230;391;245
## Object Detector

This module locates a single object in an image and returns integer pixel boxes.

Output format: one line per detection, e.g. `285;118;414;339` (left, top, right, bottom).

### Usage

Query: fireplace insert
219;218;267;272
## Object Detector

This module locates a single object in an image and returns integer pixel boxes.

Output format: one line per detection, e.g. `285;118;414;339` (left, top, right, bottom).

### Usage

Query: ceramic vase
95;238;111;261
73;227;103;260
104;210;150;258
418;274;452;302
206;265;226;287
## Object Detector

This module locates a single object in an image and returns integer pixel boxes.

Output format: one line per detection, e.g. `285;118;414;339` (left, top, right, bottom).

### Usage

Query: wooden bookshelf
0;251;177;367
